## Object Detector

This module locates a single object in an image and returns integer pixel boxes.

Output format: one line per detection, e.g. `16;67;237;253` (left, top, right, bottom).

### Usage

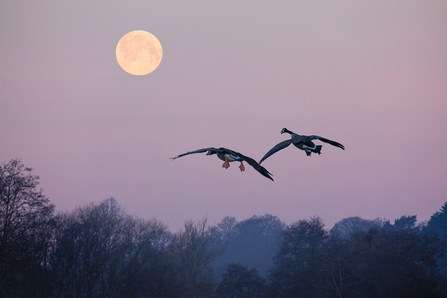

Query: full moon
116;30;163;76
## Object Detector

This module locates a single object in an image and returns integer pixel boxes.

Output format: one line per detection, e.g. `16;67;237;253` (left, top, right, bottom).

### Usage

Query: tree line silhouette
1;158;447;297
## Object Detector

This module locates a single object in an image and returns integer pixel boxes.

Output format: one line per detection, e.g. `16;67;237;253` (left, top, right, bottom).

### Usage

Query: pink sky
1;1;447;231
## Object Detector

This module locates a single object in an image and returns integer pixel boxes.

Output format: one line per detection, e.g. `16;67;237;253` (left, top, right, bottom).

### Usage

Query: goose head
281;128;292;134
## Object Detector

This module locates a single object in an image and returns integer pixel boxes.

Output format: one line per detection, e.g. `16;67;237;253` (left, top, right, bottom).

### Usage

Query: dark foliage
265;216;327;298
266;217;447;298
1;159;447;298
428;202;447;278
216;263;265;298
429;202;447;240
383;214;418;230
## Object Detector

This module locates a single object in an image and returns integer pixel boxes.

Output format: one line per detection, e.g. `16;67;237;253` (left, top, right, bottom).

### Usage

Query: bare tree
0;159;55;297
170;218;225;298
216;216;238;241
49;198;167;298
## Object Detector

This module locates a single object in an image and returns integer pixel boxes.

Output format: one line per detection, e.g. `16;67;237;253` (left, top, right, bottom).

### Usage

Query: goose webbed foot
305;151;311;156
239;162;245;172
222;157;230;169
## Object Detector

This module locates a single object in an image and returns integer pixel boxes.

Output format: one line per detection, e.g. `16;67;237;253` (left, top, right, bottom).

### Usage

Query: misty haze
1;159;447;297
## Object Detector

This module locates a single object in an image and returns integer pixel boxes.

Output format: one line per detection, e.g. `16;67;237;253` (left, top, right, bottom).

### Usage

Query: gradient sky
1;1;447;232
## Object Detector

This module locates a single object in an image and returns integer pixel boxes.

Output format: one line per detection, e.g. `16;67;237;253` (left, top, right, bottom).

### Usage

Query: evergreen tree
429;201;447;240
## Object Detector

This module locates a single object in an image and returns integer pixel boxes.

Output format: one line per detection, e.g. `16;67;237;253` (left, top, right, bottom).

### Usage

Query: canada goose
260;128;345;163
171;147;273;181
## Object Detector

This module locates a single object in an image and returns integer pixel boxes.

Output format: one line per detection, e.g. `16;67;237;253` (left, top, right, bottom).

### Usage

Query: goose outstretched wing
170;147;218;160
308;136;345;150
259;139;293;164
238;153;273;181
